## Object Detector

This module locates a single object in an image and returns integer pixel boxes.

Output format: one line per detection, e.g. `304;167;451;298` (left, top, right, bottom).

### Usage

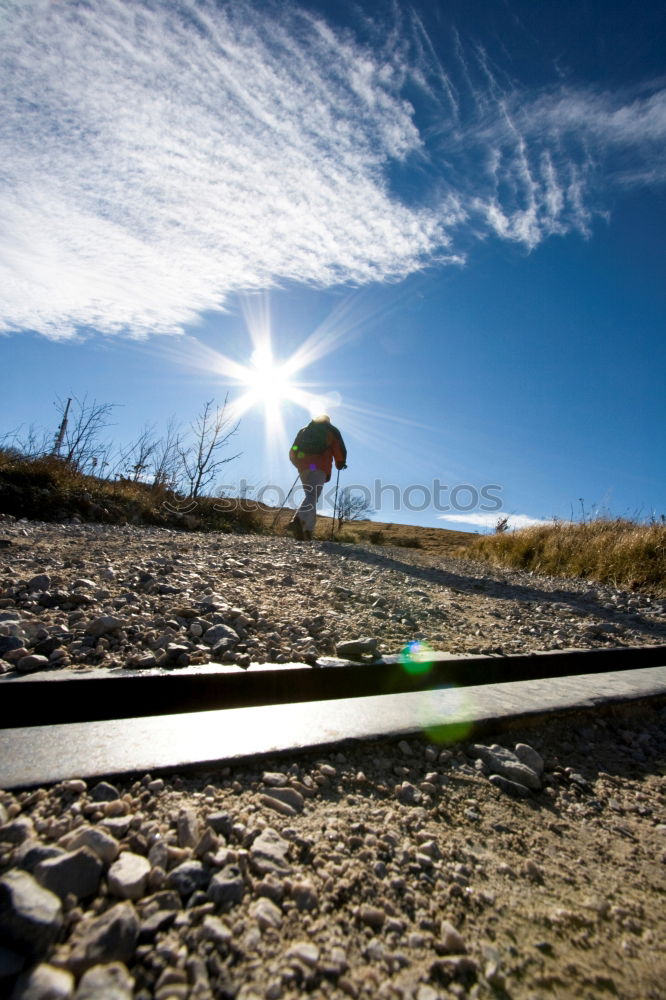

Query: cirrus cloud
1;0;665;339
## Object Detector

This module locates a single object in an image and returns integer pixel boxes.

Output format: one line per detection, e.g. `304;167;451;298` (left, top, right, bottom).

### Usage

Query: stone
261;786;304;812
0;945;24;979
27;574;51;592
10;962;74;999
16;654;50;673
19;845;66;874
74;962;133;1000
514;743;544;776
68;828;119;865
0;870;63;959
252;896;282;930
90;782;120;802
488;774;531;798
358;904;385;929
249;828;291;875
177;808;200;848
202;624;239;646
137;909;177;942
207;865;245;908
439;920;467;953
108;853;151;900
471;745;541;790
335;637;378;660
200;915;232;948
206;811;233;838
84;617;126;637
0;818;35;844
34;848;103;901
166;861;209;898
67;901;139;975
291;880;318;911
262;772;289;787
287;942;320;967
0;635;24;656
260;794;297;817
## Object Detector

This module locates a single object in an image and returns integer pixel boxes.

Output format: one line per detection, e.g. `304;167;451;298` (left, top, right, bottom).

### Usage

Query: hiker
287;414;347;540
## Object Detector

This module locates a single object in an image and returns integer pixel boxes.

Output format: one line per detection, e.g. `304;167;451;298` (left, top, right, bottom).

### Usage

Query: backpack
292;421;330;457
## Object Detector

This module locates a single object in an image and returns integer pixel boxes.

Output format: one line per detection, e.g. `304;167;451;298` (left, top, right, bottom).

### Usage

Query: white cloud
439;512;553;530
0;0;665;339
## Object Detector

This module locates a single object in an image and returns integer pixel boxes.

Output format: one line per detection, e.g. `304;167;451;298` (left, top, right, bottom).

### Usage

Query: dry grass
465;518;666;594
0;450;261;534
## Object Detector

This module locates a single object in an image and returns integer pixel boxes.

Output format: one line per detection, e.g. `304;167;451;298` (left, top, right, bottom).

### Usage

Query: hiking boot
303;529;313;541
286;518;304;541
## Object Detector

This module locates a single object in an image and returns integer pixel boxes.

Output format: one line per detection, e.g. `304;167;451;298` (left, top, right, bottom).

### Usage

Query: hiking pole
271;474;300;530
330;467;341;540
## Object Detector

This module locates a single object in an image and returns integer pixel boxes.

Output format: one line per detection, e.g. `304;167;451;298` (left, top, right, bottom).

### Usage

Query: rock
291;880;318;911
0;818;35;844
67;901;139;975
90;782;120;802
19;845;66;873
249;828;291;876
488;774;531;798
260;794;297;817
335;637;378;660
206;811;233;838
73;962;133;1000
67;828;119;865
439;920;467;953
287;942;320;967
84;617;125;637
137;909;177;942
514;743;544;776
0;870;63;959
358;904;385;929
0;635;24;656
10;962;74;999
397;782;419;805
34;848;103;901
107;853;151;900
262;772;289;787
207;865;245;908
177;808;200;848
262;786;304;812
202;624;239;646
0;944;24;979
200;915;232;948
166;861;209;898
27;574;51;592
471;745;541;790
252;896;282;930
16;655;50;674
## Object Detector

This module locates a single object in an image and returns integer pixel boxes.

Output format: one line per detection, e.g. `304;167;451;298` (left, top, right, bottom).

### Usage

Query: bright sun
243;348;293;406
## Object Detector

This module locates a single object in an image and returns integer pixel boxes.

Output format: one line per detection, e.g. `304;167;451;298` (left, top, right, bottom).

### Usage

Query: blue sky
1;0;665;530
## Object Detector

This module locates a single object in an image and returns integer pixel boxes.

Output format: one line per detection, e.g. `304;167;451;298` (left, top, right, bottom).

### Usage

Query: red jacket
289;423;347;482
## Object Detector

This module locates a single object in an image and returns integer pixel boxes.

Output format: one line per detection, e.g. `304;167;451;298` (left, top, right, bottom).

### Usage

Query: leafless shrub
177;396;240;498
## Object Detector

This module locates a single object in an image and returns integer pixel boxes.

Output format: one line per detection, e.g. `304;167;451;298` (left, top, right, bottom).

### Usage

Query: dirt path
1;521;665;676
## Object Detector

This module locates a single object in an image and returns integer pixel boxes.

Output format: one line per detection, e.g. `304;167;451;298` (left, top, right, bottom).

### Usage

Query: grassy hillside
465;518;666;594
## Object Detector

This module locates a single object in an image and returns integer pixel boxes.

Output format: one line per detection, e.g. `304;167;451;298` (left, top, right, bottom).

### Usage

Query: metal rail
2;643;665;729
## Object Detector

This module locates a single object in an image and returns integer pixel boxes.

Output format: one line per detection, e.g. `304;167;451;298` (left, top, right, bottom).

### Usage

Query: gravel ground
1;519;665;676
1;702;666;1000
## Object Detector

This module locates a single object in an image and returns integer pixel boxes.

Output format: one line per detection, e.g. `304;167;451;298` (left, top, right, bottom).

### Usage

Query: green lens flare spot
400;640;434;676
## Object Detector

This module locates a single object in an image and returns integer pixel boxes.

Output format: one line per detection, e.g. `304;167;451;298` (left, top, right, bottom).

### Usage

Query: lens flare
400;640;435;676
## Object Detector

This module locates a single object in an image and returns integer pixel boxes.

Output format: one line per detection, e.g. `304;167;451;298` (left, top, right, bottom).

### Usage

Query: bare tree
178;397;240;498
55;395;117;472
115;424;159;481
336;488;375;532
150;418;182;491
1;424;52;458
